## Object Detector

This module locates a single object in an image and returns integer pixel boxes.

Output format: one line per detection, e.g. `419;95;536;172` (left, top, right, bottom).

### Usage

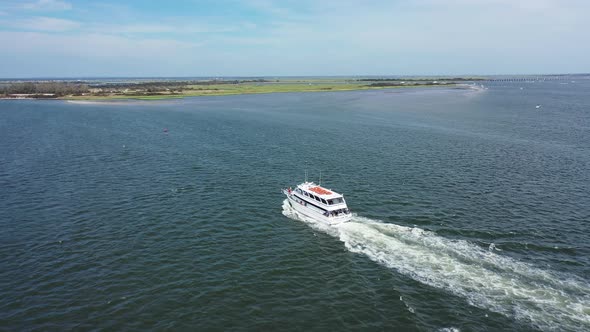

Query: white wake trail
282;200;590;331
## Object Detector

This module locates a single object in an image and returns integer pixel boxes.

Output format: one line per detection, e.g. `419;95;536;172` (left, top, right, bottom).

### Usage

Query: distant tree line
2;82;89;97
0;79;273;97
94;79;270;89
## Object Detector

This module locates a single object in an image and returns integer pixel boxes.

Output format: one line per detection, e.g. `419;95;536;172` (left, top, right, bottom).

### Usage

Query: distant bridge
484;75;586;82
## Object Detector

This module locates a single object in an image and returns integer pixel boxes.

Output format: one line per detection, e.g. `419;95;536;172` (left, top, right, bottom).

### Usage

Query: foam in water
282;200;590;331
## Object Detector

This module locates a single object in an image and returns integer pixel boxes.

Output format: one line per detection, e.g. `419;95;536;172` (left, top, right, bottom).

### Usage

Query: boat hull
284;191;351;226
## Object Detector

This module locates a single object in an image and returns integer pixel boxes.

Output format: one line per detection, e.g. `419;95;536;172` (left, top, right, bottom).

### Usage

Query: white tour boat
283;182;352;225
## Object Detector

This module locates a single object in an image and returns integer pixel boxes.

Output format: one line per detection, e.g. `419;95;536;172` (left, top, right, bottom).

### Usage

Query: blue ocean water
1;82;589;331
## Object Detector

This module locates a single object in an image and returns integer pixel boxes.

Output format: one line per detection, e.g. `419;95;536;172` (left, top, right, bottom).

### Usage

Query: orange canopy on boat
309;186;332;196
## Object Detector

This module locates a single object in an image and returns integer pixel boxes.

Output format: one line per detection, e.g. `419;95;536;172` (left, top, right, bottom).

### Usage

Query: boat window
314;195;320;201
304;192;309;196
327;199;333;205
332;197;343;204
321;198;327;204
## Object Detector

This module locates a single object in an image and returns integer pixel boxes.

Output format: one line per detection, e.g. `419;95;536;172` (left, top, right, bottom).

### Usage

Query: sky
0;0;589;77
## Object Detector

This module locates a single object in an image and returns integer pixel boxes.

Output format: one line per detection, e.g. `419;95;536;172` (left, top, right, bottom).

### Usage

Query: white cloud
250;0;589;53
0;31;202;58
23;0;72;11
243;0;296;17
0;16;80;31
0;30;211;77
88;22;240;35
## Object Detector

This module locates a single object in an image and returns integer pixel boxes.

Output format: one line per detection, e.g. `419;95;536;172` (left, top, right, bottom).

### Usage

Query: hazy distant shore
1;84;477;102
0;77;490;101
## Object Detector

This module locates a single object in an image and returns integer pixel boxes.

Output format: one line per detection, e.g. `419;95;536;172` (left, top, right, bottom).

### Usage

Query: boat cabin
292;182;348;210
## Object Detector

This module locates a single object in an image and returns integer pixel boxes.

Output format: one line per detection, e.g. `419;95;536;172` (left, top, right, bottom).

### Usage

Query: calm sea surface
1;82;589;331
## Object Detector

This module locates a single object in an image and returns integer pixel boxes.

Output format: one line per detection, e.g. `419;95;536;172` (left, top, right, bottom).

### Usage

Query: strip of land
0;77;485;100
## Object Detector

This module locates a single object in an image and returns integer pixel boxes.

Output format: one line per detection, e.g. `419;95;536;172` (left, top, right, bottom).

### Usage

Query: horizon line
1;73;589;80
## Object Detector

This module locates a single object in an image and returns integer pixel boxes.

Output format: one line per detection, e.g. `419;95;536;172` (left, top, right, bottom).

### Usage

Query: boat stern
328;214;352;226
